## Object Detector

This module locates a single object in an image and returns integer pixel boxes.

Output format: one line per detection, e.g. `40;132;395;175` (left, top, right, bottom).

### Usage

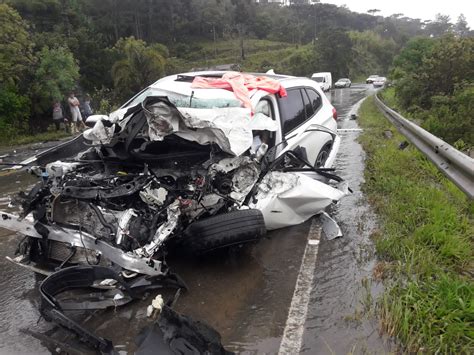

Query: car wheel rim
315;149;329;167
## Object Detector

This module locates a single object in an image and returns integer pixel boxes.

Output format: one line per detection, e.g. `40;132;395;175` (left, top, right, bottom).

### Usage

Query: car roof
148;71;310;99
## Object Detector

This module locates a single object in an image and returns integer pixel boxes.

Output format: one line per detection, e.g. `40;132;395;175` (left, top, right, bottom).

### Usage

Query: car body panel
249;172;348;230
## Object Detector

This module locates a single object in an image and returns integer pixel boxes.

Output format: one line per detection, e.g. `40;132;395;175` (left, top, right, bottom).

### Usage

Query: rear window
312;77;324;83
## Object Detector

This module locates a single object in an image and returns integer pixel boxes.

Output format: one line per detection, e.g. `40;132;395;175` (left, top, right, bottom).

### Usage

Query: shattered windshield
122;87;242;109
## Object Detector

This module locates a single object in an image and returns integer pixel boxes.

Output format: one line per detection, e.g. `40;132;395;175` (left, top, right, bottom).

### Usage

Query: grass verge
358;96;473;353
0;130;72;148
171;39;306;74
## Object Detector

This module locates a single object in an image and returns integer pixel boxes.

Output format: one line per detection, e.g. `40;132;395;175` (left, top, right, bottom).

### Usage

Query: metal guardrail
374;94;474;199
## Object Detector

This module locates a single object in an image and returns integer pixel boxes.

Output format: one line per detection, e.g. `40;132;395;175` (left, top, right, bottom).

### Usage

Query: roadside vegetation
358;96;473;353
388;35;474;150
0;129;71;148
1;0;471;146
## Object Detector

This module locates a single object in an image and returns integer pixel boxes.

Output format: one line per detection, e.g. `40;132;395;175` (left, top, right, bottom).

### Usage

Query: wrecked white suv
1;71;347;279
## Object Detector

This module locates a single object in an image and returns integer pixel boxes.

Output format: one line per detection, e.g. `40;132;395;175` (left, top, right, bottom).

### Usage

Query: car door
277;87;335;166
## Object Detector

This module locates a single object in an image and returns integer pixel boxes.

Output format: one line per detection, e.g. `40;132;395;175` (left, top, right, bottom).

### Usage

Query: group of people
52;92;93;134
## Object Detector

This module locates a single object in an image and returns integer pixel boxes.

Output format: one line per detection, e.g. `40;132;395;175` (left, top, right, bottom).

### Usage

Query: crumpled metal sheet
143;101;181;141
83;119;115;144
319;211;343;240
135;200;181;257
84;97;277;156
210;156;260;203
249;172;348;230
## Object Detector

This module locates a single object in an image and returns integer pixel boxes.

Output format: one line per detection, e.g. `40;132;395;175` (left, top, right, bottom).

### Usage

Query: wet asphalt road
0;84;391;354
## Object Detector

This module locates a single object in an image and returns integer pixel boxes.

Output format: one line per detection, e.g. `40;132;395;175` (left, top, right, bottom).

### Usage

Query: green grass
358;96;474;353
171;39;303;74
378;87;398;108
0;129;72;148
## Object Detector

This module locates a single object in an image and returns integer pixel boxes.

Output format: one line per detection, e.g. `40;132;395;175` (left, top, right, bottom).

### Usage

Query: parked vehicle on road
366;74;379;84
311;72;332;92
334;78;352;88
372;76;387;88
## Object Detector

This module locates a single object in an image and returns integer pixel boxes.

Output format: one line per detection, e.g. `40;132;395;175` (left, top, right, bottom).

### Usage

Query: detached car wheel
181;209;266;254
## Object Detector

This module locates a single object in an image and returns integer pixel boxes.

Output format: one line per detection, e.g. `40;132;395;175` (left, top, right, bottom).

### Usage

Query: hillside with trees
0;0;471;143
387;34;473;148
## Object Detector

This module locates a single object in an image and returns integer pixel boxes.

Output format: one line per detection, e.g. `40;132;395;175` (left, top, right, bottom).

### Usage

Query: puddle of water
301;85;391;354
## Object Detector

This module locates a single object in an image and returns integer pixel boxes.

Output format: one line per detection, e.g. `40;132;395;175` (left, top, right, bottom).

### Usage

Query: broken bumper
0;212;164;276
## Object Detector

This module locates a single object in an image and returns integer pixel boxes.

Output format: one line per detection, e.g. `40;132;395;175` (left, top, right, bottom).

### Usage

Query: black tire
315;143;332;167
181;209;266;254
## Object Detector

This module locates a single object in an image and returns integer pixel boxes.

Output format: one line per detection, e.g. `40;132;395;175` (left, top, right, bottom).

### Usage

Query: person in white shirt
67;92;83;133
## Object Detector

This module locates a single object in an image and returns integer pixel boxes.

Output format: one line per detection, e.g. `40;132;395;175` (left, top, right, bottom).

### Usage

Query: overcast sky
321;0;474;27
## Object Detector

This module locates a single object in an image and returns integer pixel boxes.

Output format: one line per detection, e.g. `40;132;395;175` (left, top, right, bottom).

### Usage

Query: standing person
67;91;83;133
82;94;93;121
52;101;64;131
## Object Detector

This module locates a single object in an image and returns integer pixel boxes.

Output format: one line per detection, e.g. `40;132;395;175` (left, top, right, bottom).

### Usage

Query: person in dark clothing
83;94;93;119
52;101;65;131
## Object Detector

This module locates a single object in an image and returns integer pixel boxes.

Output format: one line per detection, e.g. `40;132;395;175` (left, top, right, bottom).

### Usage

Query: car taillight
332;107;337;121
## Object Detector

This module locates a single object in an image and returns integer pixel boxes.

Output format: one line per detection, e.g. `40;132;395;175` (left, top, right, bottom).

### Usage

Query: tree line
0;0;471;141
390;35;473;148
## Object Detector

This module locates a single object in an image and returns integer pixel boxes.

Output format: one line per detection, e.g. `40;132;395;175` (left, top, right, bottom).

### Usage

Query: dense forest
0;0;472;143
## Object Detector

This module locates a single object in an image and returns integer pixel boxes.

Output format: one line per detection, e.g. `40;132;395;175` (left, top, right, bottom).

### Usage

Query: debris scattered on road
319;211;343;240
383;130;393;139
136;304;234;355
399;140;409;150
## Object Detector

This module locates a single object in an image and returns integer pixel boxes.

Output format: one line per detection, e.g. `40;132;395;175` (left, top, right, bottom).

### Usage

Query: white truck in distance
311;72;332;92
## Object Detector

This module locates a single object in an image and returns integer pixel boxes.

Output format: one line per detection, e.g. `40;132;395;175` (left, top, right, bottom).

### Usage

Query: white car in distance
372;76;387;88
334;78;352;88
366;74;379;84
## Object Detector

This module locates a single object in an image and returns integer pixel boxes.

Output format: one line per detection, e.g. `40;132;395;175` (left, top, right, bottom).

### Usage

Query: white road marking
278;218;321;355
337;128;363;132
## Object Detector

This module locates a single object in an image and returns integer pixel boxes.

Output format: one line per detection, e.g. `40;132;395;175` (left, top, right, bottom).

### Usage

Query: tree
367;9;380;16
421;35;473;97
231;0;255;60
454;14;470;38
390;37;435;109
349;30;397;78
0;4;34;85
30;46;80;130
0;86;30;138
111;37;167;100
425;14;452;37
315;29;352;79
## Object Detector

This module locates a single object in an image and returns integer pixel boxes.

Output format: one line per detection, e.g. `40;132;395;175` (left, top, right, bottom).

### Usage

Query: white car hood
84;97;278;156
